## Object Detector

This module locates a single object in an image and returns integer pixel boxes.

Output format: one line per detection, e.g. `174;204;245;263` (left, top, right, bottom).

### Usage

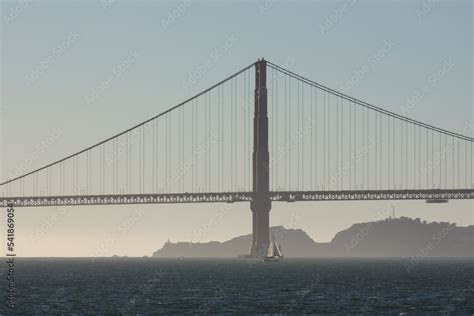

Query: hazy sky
0;0;473;257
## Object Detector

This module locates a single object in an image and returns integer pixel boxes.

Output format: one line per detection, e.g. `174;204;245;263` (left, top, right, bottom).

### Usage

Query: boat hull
263;256;283;262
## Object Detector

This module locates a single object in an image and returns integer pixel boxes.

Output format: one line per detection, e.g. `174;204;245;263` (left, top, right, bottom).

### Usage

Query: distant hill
152;217;474;258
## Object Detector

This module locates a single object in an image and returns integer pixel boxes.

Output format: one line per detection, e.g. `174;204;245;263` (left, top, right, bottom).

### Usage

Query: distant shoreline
153;218;474;259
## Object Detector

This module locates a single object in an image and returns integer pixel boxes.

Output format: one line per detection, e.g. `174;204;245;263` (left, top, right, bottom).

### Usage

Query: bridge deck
1;189;472;207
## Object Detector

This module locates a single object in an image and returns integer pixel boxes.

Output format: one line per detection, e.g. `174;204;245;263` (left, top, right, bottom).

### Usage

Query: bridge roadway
1;189;472;207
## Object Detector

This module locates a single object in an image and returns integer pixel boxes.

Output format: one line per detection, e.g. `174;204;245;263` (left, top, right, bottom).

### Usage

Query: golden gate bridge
1;59;473;257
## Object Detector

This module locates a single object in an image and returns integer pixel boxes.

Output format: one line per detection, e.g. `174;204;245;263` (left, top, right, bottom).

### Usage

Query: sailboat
263;237;284;262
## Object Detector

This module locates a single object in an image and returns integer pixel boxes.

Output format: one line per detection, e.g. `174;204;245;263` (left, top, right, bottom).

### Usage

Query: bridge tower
250;59;271;258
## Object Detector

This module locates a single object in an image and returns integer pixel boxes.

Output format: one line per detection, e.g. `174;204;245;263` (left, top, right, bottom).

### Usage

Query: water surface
1;258;473;314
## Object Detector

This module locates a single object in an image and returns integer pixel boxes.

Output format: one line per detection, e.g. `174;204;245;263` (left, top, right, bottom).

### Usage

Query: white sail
274;241;282;257
266;241;274;257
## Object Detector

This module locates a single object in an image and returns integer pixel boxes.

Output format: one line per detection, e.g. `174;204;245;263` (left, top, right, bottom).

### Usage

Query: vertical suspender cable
388;116;390;190
407;123;409;189
323;91;326;189
328;92;331;189
275;68;279;190
457;138;460;188
393;117;396;189
244;71;248;190
362;105;365;189
452;136;455;189
297;81;300;190
288;78;292;190
230;79;234;191
217;86;221;191
350;100;352;190
340;96;343;190
302;83;305;190
377;112;379;190
336;94;339;190
315;88;318;190
367;106;369;189
310;85;313;190
400;121;403;189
